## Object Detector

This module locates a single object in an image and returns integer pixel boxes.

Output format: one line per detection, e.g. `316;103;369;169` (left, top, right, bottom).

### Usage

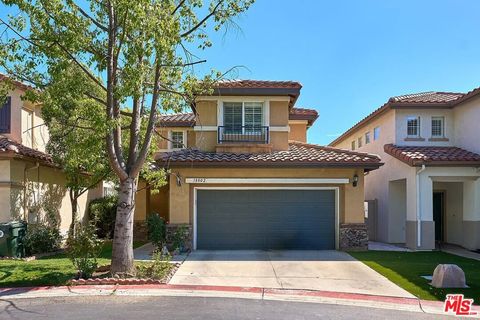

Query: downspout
416;164;426;248
23;162;40;221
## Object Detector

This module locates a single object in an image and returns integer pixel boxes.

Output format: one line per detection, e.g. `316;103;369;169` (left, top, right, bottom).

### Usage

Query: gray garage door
196;190;336;250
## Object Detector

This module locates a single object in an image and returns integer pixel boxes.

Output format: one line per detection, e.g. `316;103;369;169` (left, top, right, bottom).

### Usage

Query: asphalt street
0;295;457;320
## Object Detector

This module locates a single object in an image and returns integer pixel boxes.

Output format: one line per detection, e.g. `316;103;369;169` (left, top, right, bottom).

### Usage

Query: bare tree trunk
111;176;137;275
69;189;79;238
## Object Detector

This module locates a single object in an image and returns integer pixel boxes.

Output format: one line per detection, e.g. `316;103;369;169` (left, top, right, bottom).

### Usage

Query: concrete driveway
169;250;414;298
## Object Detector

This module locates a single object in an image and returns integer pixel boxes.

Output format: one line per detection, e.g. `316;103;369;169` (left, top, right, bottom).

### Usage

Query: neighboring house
330;89;480;251
134;80;382;251
0;75;104;234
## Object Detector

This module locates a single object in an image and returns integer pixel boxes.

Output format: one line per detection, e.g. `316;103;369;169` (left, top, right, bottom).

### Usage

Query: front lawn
0;241;146;287
349;251;480;303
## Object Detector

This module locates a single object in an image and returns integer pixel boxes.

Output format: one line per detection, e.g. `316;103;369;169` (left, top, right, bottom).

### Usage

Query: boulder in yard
431;264;467;288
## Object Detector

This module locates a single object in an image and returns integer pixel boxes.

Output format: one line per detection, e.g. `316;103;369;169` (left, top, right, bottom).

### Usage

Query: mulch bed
69;262;181;286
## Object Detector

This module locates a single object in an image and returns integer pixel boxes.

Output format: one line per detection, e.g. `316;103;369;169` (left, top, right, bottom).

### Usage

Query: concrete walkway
368;241;412;252
441;244;480;261
169;250;414;298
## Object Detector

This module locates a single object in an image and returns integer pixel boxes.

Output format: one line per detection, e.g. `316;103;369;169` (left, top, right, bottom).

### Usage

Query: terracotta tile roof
0;73;34;92
157;108;319;128
384;144;480;167
158;141;382;169
0;135;54;164
213;79;302;107
289;107;319;126
389;92;464;104
216;79;302;89
158;113;195;127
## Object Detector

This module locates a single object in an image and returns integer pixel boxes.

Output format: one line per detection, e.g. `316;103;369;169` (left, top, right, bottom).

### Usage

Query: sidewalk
0;284;453;316
441;244;480;261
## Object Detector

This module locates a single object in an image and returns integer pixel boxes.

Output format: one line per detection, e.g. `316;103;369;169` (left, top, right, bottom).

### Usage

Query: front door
433;192;445;242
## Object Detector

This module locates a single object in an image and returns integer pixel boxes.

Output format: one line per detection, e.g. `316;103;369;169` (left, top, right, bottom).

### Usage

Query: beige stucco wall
395;108;454;147
454;95;480;154
4;87;48;152
289;122;307;142
134;180;149;222
196;100;217;126
0;159;102;234
270;101;289;126
331;109;421;243
166;167;365;226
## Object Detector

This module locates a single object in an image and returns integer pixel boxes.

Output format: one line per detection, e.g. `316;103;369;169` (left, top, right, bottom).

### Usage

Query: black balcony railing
217;126;269;144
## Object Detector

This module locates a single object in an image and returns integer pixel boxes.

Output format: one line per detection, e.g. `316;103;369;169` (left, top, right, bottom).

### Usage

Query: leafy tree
41;66;111;236
0;0;254;275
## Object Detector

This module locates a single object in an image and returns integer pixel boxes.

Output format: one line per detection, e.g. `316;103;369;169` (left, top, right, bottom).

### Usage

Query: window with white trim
223;102;263;133
351;140;355;150
357;137;362;148
431;116;445;137
171;131;185;149
365;131;371;144
407;116;420;137
373;126;380;140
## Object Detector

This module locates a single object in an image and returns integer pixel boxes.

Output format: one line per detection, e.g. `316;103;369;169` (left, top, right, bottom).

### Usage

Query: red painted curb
0;284;446;308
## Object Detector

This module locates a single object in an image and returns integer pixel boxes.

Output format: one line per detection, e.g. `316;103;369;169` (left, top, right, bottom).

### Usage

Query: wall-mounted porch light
352;174;359;187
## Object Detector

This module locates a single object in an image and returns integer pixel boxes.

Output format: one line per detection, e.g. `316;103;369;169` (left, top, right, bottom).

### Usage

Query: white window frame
406;116;421;138
365;131;371;144
222;101;265;133
168;130;187;150
373;126;380;141
431;116;445;138
357;137;362;148
351;140;355;150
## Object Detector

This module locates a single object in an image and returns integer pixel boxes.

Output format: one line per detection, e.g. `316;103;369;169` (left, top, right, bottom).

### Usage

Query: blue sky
2;1;480;145
192;0;480;145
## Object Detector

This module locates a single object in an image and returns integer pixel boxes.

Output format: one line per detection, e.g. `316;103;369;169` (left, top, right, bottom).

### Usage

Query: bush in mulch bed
70;251;179;285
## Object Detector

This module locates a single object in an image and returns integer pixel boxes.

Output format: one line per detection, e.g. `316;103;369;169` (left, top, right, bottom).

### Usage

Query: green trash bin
0;223;10;257
0;221;27;258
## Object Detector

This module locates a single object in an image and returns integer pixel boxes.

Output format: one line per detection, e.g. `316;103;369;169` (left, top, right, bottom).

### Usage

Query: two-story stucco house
134;80;382;251
330;89;480;251
0;75;104;233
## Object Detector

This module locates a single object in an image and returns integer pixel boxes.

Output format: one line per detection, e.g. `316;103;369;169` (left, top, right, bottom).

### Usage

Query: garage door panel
197;190;336;250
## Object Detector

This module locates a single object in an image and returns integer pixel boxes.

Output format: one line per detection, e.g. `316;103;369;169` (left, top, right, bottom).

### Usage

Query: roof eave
158;161;383;169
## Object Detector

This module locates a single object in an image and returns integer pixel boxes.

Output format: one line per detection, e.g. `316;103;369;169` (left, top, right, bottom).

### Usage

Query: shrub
172;225;189;252
67;223;103;279
24;223;62;256
88;196;117;239
136;250;173;280
147;213;166;249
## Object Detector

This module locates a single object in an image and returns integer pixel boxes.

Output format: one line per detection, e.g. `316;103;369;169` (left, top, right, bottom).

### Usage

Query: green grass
349;251;480;302
0;241;147;287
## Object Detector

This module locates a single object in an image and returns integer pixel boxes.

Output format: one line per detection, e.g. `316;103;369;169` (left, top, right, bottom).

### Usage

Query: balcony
216;126;271;153
217;126;269;144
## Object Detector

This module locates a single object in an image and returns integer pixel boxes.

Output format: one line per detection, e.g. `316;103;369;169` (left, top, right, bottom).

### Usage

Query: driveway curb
0;284;451;315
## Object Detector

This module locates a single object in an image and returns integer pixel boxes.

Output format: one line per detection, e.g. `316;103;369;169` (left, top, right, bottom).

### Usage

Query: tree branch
180;0;225;38
172;0;187;15
70;1;109;32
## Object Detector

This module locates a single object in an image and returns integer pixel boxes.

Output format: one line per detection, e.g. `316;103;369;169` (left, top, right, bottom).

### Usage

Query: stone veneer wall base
339;223;368;251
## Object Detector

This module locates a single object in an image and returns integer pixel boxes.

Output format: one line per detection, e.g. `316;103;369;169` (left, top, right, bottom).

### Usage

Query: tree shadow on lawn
349;251;480;303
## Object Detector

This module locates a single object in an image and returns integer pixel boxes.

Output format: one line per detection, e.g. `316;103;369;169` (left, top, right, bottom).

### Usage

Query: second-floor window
431;116;445;138
171;131;185;149
357;137;362;148
365;132;371;144
0;97;11;134
351;140;355;150
223;102;263;133
373;126;380;140
407;116;420;137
